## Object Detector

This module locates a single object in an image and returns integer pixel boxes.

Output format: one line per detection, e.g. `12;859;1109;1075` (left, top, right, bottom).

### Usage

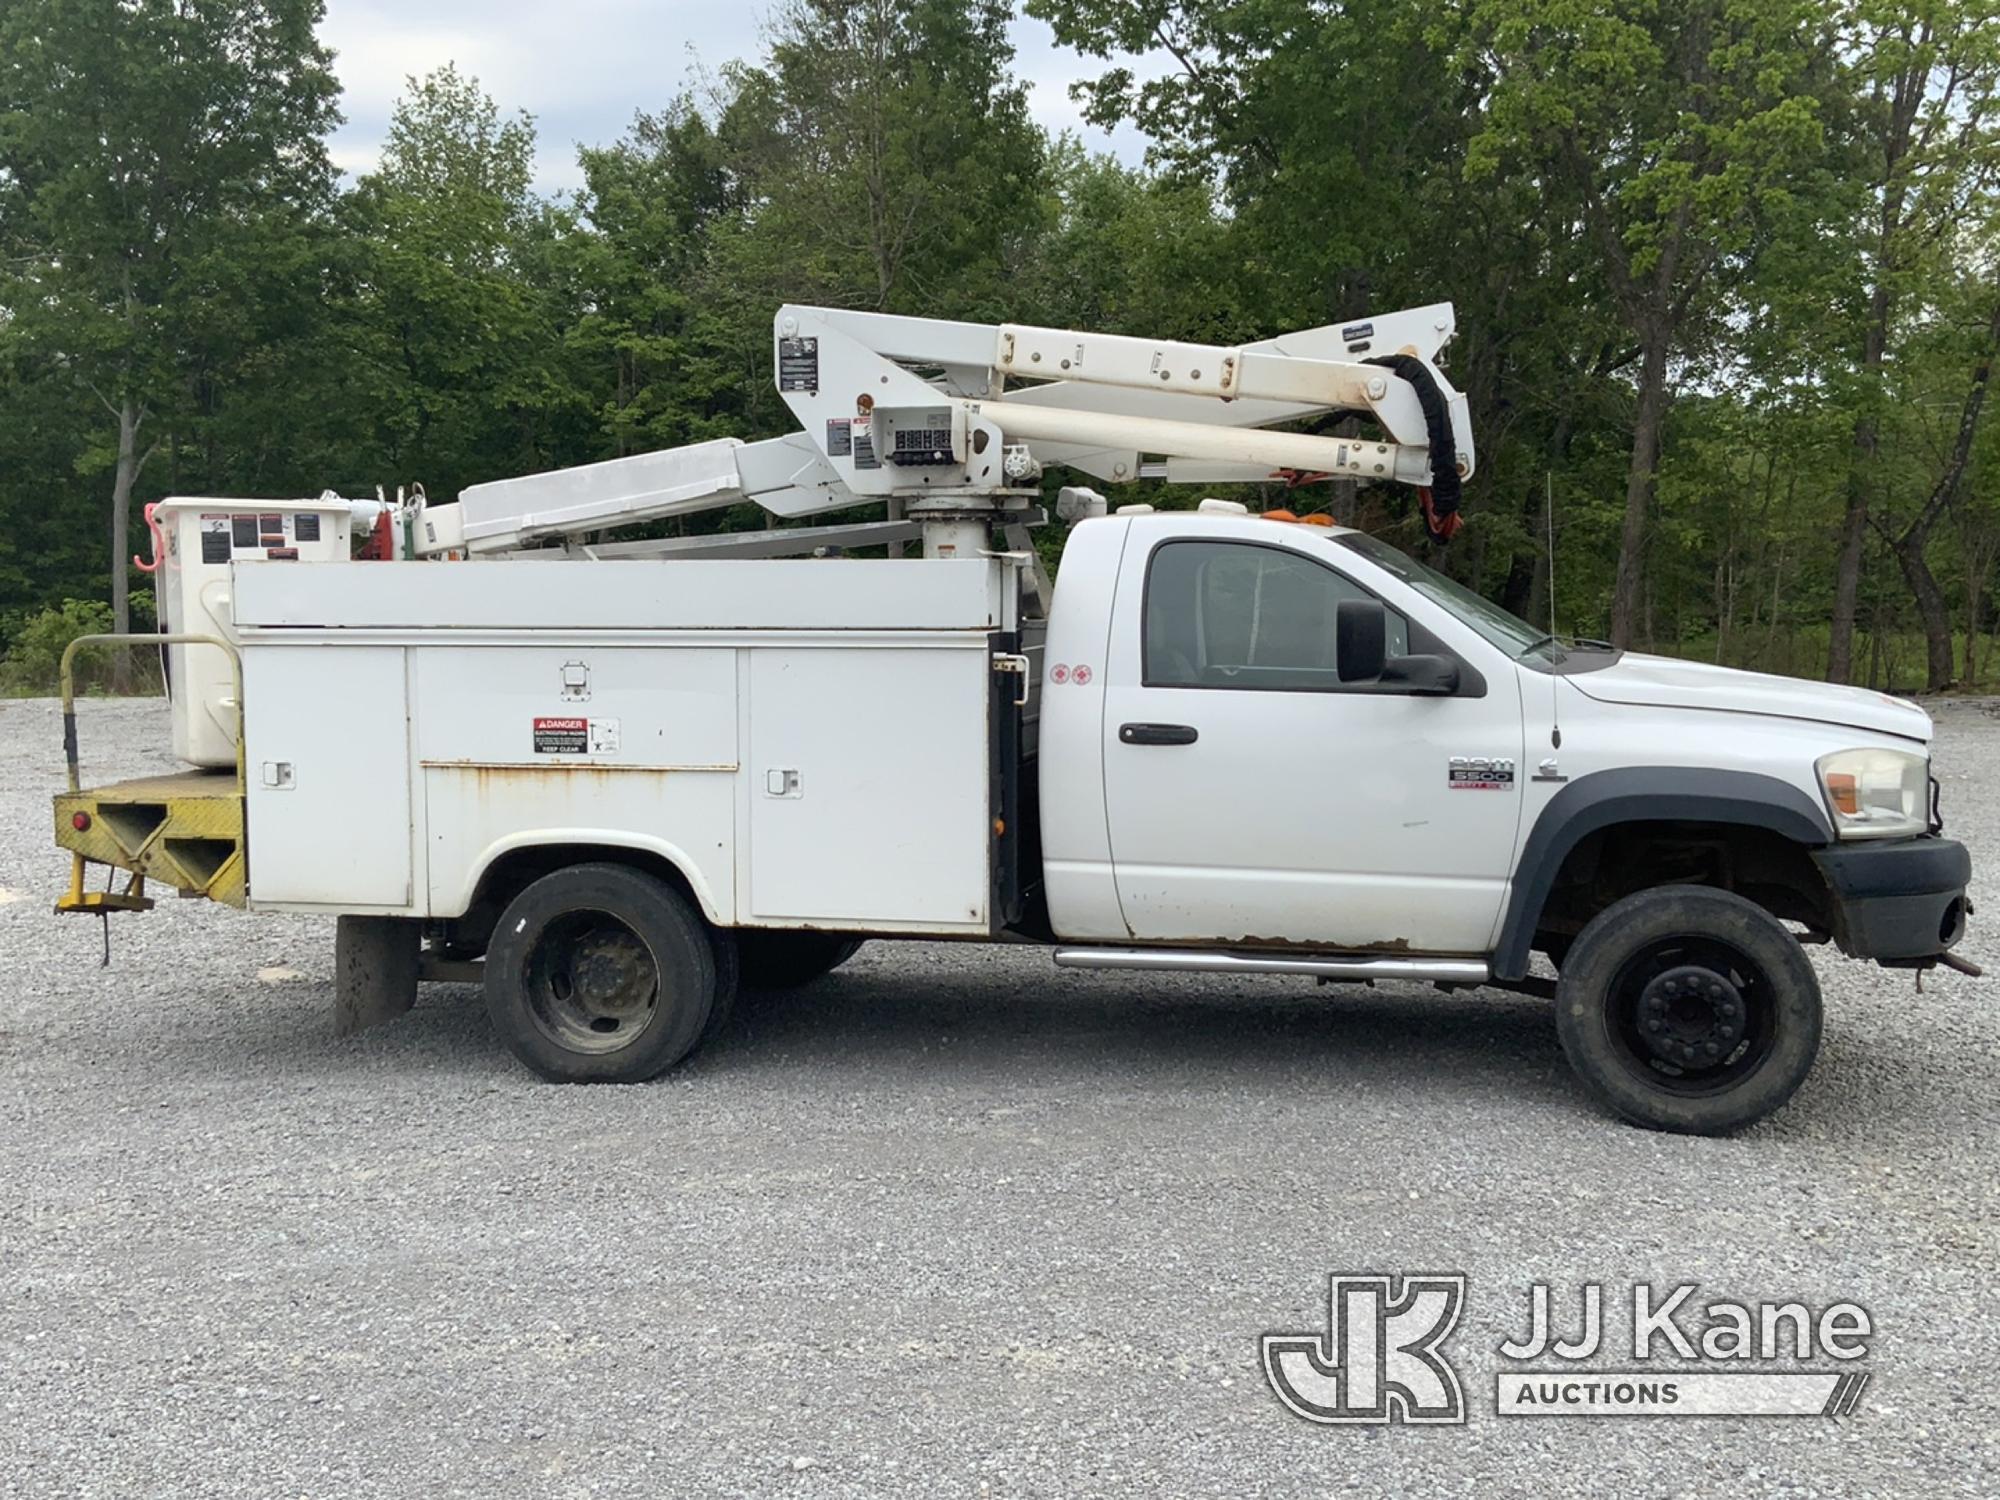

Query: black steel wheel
484;863;716;1083
1556;885;1822;1135
1609;944;1772;1090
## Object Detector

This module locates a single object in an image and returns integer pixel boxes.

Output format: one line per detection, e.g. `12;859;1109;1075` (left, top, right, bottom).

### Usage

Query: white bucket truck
53;303;1974;1134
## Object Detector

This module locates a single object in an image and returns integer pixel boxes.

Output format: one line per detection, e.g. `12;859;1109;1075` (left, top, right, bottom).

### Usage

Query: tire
484;863;717;1083
1555;885;1822;1135
736;931;864;991
694;925;740;1054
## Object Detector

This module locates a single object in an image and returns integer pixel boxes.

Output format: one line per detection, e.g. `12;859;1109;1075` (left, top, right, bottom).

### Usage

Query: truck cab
1032;509;1968;1132
1042;511;1528;955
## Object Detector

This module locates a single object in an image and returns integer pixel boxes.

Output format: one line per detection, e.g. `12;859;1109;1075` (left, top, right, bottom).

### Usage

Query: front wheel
1555;885;1822;1135
484;864;717;1083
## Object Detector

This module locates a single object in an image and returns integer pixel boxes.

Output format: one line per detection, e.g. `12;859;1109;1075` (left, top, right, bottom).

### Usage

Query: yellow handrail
59;633;244;794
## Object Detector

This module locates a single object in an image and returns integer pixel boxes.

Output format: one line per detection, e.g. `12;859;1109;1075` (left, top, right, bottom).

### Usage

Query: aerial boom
416;302;1474;558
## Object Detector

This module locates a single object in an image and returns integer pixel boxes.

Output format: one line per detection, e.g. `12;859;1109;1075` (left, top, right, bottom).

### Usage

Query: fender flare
454;830;728;927
1492;768;1832;980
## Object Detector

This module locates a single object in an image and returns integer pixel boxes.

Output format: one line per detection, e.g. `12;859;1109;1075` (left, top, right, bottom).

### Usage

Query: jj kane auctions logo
1263;1275;1875;1424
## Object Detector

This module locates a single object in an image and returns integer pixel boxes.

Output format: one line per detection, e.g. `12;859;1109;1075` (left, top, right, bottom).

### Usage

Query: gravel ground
1;695;1995;1498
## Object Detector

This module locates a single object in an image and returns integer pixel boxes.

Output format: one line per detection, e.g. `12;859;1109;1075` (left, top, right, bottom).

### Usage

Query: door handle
1120;722;1199;746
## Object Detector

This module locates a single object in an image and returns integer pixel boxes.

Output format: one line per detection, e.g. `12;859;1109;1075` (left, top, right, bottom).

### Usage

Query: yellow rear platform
54;772;246;909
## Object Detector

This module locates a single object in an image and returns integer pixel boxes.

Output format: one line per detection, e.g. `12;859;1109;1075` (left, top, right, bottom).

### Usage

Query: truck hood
1569;653;1932;742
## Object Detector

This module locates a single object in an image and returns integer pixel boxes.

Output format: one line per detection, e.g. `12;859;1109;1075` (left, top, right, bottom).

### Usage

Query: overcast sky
319;0;1161;194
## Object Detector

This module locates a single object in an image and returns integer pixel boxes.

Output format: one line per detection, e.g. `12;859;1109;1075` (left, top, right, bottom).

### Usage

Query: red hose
1419;487;1463;543
133;503;165;573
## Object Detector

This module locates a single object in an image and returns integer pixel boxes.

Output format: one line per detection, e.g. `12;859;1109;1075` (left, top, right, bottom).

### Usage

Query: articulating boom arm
417;303;1474;556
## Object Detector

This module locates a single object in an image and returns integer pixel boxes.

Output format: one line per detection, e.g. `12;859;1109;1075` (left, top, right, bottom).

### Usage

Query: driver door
1099;534;1525;954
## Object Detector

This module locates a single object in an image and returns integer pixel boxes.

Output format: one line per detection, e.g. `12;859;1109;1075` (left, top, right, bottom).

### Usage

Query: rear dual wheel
1556;885;1822;1135
737;931;864;991
485;864;722;1084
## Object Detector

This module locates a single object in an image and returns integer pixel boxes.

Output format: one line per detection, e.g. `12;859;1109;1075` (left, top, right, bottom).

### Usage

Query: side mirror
1381;653;1461;695
1336;598;1386;682
1338;597;1459;694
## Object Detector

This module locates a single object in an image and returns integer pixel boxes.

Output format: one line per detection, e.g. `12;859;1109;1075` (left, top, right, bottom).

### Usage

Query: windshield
1332;532;1548;656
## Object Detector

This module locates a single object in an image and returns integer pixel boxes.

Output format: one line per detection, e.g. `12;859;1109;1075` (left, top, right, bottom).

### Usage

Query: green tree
718;0;1047;318
1825;0;2000;681
1021;140;1248;341
568;103;747;458
342;66;581;497
1463;0;1842;648
0;0;340;685
0;347;102;617
1029;0;1633;591
1880;272;2000;690
1028;0;1463;321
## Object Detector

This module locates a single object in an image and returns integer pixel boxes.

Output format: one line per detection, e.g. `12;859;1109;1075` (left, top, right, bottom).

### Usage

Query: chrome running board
1052;948;1490;984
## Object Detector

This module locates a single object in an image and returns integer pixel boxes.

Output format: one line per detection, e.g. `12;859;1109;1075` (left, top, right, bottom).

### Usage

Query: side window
1143;540;1409;691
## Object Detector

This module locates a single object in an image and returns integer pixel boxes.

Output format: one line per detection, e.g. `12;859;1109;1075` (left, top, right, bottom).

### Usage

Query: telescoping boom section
414;303;1476;556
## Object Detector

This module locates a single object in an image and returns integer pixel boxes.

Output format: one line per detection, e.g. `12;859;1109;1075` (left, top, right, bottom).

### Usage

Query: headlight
1816;748;1929;839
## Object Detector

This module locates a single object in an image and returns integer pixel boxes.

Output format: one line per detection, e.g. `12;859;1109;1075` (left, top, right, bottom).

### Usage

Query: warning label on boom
778;336;819;393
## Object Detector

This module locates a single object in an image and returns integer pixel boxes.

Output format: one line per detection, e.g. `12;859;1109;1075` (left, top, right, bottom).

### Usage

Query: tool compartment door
243;646;414;907
747;645;990;927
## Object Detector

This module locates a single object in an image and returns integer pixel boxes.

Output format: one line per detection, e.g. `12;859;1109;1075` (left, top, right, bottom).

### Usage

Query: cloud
319;0;1166;193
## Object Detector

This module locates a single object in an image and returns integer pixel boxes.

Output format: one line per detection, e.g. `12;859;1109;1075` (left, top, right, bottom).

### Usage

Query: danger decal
533;717;588;755
533;717;621;756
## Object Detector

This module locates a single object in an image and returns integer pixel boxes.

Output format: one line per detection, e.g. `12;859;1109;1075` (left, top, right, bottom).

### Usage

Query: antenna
1546;470;1557;638
1547;470;1561;751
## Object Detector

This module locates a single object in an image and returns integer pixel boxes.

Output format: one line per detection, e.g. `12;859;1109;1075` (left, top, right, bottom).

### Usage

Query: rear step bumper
55;772;246;910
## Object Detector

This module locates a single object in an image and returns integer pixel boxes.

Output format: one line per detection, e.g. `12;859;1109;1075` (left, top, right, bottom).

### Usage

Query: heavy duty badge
1449;756;1516;790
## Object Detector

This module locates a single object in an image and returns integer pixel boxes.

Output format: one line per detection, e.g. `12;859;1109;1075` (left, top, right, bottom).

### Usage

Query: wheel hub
1635;963;1746;1069
567;931;653;1018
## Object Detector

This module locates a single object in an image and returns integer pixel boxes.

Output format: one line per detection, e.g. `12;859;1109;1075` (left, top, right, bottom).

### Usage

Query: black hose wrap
1363;353;1462;540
